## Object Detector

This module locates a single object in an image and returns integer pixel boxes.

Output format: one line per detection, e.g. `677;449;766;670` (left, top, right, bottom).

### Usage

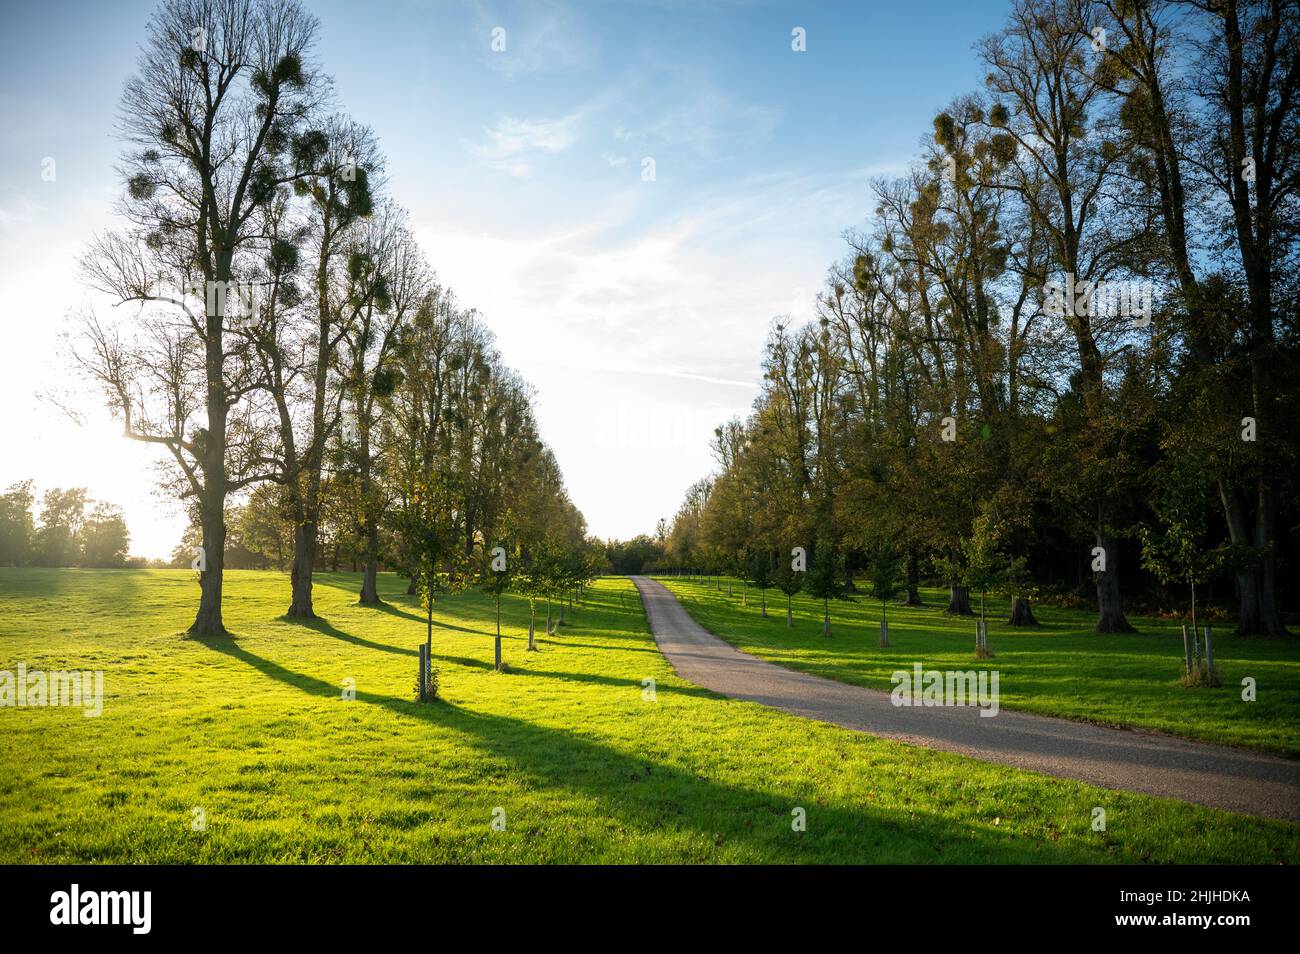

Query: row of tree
71;0;591;635
663;0;1298;636
0;482;133;568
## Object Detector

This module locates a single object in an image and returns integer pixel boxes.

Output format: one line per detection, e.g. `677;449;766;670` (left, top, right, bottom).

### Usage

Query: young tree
773;553;804;627
867;536;903;647
1140;457;1235;684
745;548;775;617
804;543;848;638
480;545;511;672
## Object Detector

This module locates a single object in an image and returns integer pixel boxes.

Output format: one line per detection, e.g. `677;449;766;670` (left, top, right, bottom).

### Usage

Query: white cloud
475;2;594;79
463;110;585;176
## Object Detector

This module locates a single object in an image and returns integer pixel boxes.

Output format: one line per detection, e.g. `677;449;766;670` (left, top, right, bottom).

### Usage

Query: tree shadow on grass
195;636;1109;864
504;665;717;700
368;601;494;637
278;614;415;657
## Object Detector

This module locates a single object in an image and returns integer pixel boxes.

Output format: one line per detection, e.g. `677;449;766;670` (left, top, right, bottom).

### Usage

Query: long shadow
506;665;717;699
541;639;660;656
371;601;494;637
280;614;496;671
195;636;1107;863
280;614;415;657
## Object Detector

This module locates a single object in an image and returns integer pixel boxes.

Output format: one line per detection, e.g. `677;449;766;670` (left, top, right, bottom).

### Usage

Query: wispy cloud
462;111;584;177
474;1;594;79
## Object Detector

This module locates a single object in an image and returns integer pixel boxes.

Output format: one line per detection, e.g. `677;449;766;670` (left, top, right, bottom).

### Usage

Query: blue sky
0;0;1011;555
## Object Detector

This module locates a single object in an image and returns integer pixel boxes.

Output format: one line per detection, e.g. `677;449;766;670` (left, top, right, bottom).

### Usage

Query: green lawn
0;567;1295;863
657;576;1300;755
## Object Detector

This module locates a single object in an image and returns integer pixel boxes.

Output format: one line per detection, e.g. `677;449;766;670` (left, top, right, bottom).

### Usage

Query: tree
78;0;325;636
335;202;424;604
0;481;36;566
745;548;775;617
236;483;295;570
34;488;89;568
480;545;511;672
867;536;903;646
804;543;848;637
80;503;131;568
963;507;1009;657
1090;0;1298;635
1140;456;1236;683
981;0;1144;632
395;470;469;660
773;554;803;627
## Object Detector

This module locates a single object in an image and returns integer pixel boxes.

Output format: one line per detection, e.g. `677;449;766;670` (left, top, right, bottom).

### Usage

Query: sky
0;0;1010;558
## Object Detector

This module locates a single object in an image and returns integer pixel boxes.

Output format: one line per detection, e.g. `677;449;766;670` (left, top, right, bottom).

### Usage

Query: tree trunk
1095;527;1134;633
188;492;227;637
358;421;381;607
528;602;537;651
1221;480;1290;636
786;597;793;627
947;580;973;615
287;519;317;618
760;591;766;617
903;552;922;605
359;553;380;605
406;575;417;596
188;293;230;638
1007;596;1039;627
822;600;830;638
494;595;502;672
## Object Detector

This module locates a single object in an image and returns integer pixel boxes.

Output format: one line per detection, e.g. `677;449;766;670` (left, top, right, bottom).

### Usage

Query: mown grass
657;576;1300;755
0;567;1295;863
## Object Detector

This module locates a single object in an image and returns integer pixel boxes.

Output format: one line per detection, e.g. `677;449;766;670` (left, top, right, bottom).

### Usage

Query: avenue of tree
71;0;596;637
661;0;1298;637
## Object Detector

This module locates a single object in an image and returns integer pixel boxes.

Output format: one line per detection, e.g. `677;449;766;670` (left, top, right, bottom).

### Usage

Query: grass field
658;576;1300;755
0;567;1296;863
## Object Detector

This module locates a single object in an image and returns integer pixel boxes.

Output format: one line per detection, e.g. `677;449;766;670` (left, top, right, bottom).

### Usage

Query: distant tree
79;502;131;568
34;488;89;568
236;484;295;571
604;535;661;574
0;481;36;566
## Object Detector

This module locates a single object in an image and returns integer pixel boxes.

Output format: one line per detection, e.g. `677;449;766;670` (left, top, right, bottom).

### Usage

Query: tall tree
79;0;324;635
